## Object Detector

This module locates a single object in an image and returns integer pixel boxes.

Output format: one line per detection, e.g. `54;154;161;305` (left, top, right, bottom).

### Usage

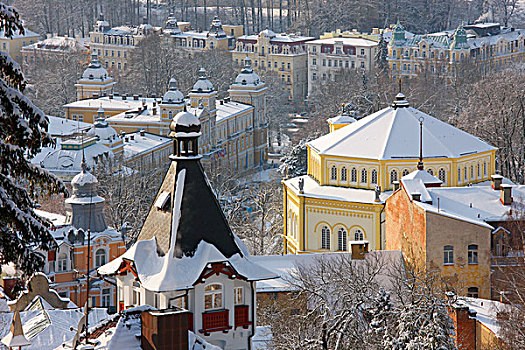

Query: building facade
388;22;525;79
164;14;242;52
0;28;39;63
282;94;497;255
306;31;379;96
232;28;314;101
89;14;160;73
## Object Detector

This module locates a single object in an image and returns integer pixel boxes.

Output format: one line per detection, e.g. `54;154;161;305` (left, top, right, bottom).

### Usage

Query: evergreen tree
0;3;65;276
279;139;309;178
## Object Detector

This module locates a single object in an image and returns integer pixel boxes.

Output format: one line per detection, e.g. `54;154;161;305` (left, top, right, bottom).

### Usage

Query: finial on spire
417;117;424;170
81;131;87;172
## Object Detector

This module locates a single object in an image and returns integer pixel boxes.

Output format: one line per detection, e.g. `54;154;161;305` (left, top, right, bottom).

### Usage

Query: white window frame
204;283;223;310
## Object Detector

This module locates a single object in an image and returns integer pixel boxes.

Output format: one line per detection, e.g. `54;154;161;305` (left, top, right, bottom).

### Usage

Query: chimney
133;94;139;100
109;94;113;99
393;181;400;191
122;94;127;100
412;192;421;202
140;129;145;136
450;304;477;350
500;184;513;205
92;93;99;99
153;107;157;115
125;137;129;142
130;135;135;141
351;242;368;260
491;174;503;190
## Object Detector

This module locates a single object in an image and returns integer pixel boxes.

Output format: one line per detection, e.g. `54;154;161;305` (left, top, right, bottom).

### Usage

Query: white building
98;111;277;349
306;36;379;96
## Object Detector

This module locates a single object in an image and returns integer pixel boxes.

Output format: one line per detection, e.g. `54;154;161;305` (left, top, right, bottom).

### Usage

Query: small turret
392;20;406;43
169;109;202;159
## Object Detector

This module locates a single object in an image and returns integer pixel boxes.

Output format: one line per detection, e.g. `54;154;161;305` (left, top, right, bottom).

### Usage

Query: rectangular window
322;59;326;67
234;287;244;305
312;58;316;65
345;61;349;68
468;244;478;264
360;48;365;55
312;73;317;81
328;59;332;67
444;245;454;265
102;288;111;307
361;62;365;68
312;46;317;53
287;63;290;70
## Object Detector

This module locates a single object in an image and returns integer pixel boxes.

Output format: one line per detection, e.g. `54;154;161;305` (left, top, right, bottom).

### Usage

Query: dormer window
57;253;68;272
205;283;223;310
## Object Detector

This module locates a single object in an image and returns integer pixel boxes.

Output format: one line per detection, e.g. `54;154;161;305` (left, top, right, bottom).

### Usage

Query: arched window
477;164;480;177
351;168;357;182
464;167;468;182
204;284;223;309
371;169;378;184
58;253;68;272
341;167;347;182
95;249;107;268
470;165;474;179
458;168;461;182
321;226;331;249
390;170;398;184
331;166;337;180
402;169;409;177
444;245;454;265
427;168;434;176
361;169;368;184
337;228;347;251
467;287;479;298
438;168;446;184
354;229;364;241
483;162;487;176
468;244;478;264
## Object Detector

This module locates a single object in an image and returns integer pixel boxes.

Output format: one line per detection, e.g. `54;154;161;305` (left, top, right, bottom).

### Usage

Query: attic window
154;191;171;211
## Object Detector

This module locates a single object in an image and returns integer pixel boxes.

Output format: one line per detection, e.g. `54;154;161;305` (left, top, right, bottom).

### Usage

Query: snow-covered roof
307;37;378;47
0;29;39;39
284;175;391;204
99;238;277;292
252;250;404;292
192;68;214;92
22;36;88;52
327;114;357;125
402;169;442;186
64;96;157;110
123;132;171;160
172;110;200;127
232;58;264;87
87;119;119;142
34;209;67;228
308;104;496;160
0;307;108;350
455;297;507;336
260;28;277;38
162;78;184;104
404;177;525;227
216;101;253;123
46;115;91;137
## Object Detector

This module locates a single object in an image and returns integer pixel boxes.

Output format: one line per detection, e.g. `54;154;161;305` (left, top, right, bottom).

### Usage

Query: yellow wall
0;34;39;63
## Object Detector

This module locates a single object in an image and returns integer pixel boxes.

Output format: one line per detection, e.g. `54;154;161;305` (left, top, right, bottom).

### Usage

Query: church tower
75;52;115;100
160;78;185;124
64;160;107;233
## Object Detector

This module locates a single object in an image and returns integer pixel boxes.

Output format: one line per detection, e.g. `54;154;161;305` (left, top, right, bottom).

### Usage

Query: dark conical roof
136;157;241;258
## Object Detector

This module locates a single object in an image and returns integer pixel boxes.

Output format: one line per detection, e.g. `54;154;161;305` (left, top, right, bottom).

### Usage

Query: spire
417;117;424;170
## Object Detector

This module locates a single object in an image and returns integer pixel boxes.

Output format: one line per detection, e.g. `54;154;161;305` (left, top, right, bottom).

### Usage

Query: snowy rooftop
64;96;157;110
22;36;88;52
0;304;108;350
284;175;391;204
455;297;507;336
307;37;378;47
308;105;496;160
46;115;91;137
0;28;39;39
327;114;357;125
123;131;171;159
401;177;525;227
216;101;253;122
252;250;404;293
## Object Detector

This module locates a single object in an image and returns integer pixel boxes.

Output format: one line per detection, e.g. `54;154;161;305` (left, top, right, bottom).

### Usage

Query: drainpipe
379;203;386;250
247;281;255;350
283;184;288;254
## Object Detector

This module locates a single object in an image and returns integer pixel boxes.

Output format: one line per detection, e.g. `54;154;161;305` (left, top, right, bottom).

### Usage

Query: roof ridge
379;107;399;159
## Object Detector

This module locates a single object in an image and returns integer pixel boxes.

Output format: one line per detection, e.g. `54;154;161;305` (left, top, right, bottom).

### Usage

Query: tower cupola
169;110;202;158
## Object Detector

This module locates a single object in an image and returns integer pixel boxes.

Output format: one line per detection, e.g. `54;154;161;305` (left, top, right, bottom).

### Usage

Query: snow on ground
253;326;273;349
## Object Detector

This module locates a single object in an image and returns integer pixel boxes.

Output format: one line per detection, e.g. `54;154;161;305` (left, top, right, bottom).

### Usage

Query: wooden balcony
200;309;232;335
234;305;252;329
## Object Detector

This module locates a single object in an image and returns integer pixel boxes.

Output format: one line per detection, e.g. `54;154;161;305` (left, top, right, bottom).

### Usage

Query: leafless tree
261;253;457;350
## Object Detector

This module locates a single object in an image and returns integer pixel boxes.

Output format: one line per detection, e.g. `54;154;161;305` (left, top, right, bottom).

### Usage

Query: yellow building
0;28;39;63
232;29;314;101
164;14;242;52
282;94;496;254
89;14;159;73
306;31;379;96
388;22;525;79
